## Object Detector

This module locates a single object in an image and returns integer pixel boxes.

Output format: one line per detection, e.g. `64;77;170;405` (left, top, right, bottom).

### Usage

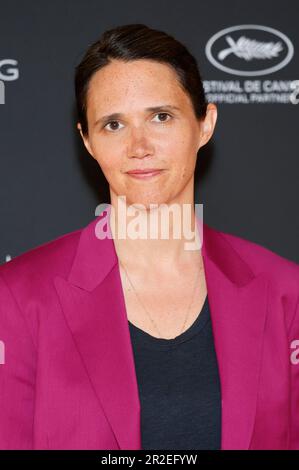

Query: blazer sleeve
290;292;299;449
0;273;37;449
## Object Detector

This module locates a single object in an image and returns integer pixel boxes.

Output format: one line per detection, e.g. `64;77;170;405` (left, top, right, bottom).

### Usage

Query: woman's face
78;59;217;208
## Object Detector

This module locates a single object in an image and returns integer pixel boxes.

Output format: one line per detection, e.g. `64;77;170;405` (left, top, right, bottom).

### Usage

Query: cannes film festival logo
205;25;294;76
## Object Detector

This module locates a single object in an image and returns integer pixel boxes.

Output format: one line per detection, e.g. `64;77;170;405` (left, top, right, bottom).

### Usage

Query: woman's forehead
89;60;182;96
86;61;188;115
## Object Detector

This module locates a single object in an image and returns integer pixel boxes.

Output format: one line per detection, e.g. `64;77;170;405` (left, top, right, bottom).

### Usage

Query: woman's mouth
126;169;164;179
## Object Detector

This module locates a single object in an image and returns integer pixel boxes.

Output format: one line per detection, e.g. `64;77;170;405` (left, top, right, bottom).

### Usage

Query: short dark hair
75;23;208;136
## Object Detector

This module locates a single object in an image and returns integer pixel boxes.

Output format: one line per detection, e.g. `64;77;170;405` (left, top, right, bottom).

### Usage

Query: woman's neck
109;199;202;272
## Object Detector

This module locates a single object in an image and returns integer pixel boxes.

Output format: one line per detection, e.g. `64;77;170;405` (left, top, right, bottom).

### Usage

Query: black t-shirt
128;295;222;450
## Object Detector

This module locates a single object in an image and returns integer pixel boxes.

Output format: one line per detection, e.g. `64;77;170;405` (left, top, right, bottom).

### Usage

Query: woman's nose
126;127;154;158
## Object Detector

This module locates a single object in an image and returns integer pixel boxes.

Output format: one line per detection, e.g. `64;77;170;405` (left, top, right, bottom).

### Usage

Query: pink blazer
0;208;298;450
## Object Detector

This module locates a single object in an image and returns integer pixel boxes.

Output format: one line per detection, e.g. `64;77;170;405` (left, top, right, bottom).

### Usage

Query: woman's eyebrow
93;105;180;127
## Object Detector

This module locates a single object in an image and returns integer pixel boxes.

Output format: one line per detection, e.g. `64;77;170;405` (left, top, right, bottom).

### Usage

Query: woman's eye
152;112;171;123
104;121;124;132
103;112;171;132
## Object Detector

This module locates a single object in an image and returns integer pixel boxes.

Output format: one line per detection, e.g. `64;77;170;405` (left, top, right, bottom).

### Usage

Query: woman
0;23;298;450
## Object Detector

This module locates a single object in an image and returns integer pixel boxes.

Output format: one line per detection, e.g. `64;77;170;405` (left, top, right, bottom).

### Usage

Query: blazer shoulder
213;226;299;288
0;226;82;286
0;226;84;347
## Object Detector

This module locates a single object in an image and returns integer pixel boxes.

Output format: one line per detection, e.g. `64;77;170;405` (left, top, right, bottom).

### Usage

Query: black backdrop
0;0;298;264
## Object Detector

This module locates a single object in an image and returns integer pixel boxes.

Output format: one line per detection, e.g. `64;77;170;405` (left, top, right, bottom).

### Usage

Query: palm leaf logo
218;35;283;61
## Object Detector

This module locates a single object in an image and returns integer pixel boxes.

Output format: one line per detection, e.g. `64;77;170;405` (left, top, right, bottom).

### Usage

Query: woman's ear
77;122;94;157
198;103;218;150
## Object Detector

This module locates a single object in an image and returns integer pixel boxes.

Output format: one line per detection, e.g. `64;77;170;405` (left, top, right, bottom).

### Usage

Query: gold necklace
119;259;204;339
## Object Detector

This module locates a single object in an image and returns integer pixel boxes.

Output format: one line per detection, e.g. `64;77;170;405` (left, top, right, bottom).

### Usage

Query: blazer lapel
54;206;269;450
201;224;269;449
54;206;141;450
